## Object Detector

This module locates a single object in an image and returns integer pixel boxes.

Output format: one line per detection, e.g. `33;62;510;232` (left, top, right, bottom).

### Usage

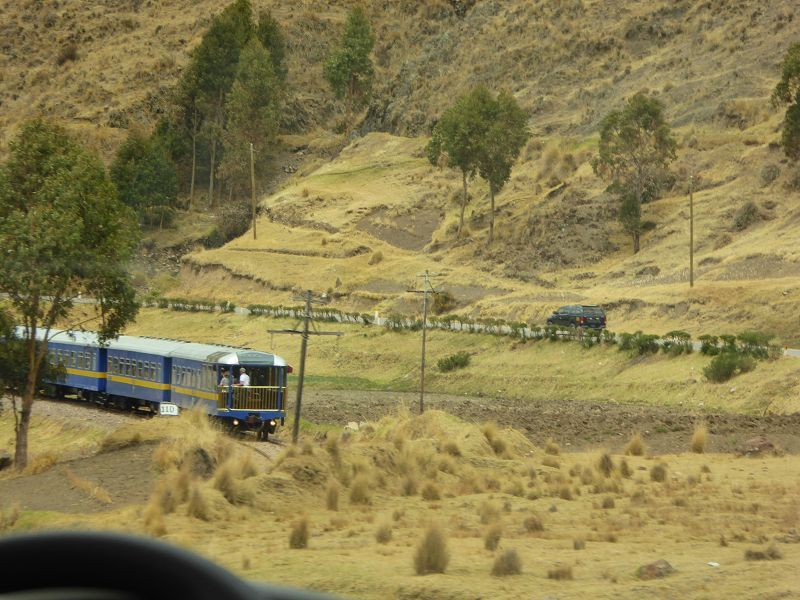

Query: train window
92;353;96;371
125;359;131;376
69;351;75;367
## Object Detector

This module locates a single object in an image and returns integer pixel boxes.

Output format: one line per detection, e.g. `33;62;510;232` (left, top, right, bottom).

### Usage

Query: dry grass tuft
326;480;340;510
544;439;560;455
64;467;112;504
573;538;586;550
619;458;632;478
491;548;522;576
289;515;310;549
213;460;253;505
143;501;166;537
186;484;210;520
400;476;418;496
542;456;560;469
483;522;503;551
24;451;60;475
650;463;668;483
442;441;462;457
602;496;615;509
413;525;450;575
479;501;501;524
325;434;341;464
0;504;20;531
625;433;645;456
548;565;574;580
523;514;544;533
744;545;782;561
558;485;573;500
349;475;372;505
421;481;441;501
691;422;708;453
597;452;614;477
375;521;393;544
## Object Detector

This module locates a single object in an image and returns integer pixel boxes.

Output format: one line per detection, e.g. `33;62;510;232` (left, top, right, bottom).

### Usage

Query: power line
268;290;342;443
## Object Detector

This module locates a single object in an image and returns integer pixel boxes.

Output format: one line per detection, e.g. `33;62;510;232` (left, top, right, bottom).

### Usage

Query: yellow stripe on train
64;368;106;379
108;374;170;391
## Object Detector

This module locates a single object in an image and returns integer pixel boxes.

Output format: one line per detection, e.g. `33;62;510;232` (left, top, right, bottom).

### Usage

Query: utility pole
250;142;257;240
269;290;342;443
689;175;694;288
407;270;441;415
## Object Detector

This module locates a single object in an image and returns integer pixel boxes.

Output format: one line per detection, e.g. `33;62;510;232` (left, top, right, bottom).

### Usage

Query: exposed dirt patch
357;207;442;251
0;443;156;513
299;389;800;455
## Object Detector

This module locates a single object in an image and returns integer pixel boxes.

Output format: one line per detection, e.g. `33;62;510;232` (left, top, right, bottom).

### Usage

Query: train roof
17;327;285;366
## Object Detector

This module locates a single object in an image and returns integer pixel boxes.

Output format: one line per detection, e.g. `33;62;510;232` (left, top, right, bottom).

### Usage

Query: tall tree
323;6;375;135
426;90;484;237
593;93;677;253
256;9;287;82
772;42;800;161
188;0;254;206
473;88;530;245
111;129;179;228
220;38;281;196
0;120;139;469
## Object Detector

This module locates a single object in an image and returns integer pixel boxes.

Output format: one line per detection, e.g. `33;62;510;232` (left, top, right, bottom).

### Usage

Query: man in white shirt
238;367;250;386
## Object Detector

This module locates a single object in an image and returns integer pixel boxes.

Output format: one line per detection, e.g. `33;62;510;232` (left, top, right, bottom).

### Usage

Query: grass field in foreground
3;410;797;600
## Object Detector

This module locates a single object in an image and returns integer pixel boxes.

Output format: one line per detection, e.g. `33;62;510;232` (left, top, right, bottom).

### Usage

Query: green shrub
703;351;756;383
698;335;720;356
437;351;470;372
736;330;773;359
432;291;456;314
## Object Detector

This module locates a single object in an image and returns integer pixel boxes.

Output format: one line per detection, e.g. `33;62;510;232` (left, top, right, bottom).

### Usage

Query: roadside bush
698;335;720;356
633;332;660;355
736;330;773;359
662;330;692;356
437;351;470;372
703;351;756;383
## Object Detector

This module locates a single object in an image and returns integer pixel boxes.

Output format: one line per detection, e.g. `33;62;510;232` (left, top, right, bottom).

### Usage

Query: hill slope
3;0;800;340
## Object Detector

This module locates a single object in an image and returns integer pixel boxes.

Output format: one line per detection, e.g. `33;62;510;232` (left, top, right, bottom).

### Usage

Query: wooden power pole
250;143;257;240
408;271;441;415
269;291;342;443
689;175;694;288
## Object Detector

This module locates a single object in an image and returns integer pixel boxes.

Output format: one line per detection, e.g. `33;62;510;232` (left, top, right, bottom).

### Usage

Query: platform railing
217;386;284;411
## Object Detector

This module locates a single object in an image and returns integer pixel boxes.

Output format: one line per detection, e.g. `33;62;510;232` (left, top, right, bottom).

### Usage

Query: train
22;327;291;440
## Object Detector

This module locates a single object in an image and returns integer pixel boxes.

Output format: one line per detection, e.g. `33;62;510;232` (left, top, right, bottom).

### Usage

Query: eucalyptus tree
772;42;800;162
0;120;139;469
593;93;676;253
323;6;375;135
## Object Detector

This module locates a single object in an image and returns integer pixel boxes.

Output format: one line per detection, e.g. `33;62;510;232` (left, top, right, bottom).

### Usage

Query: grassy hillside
3;0;799;341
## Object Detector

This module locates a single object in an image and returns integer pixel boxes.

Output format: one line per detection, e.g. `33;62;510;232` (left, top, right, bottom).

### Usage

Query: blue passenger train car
23;328;290;440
